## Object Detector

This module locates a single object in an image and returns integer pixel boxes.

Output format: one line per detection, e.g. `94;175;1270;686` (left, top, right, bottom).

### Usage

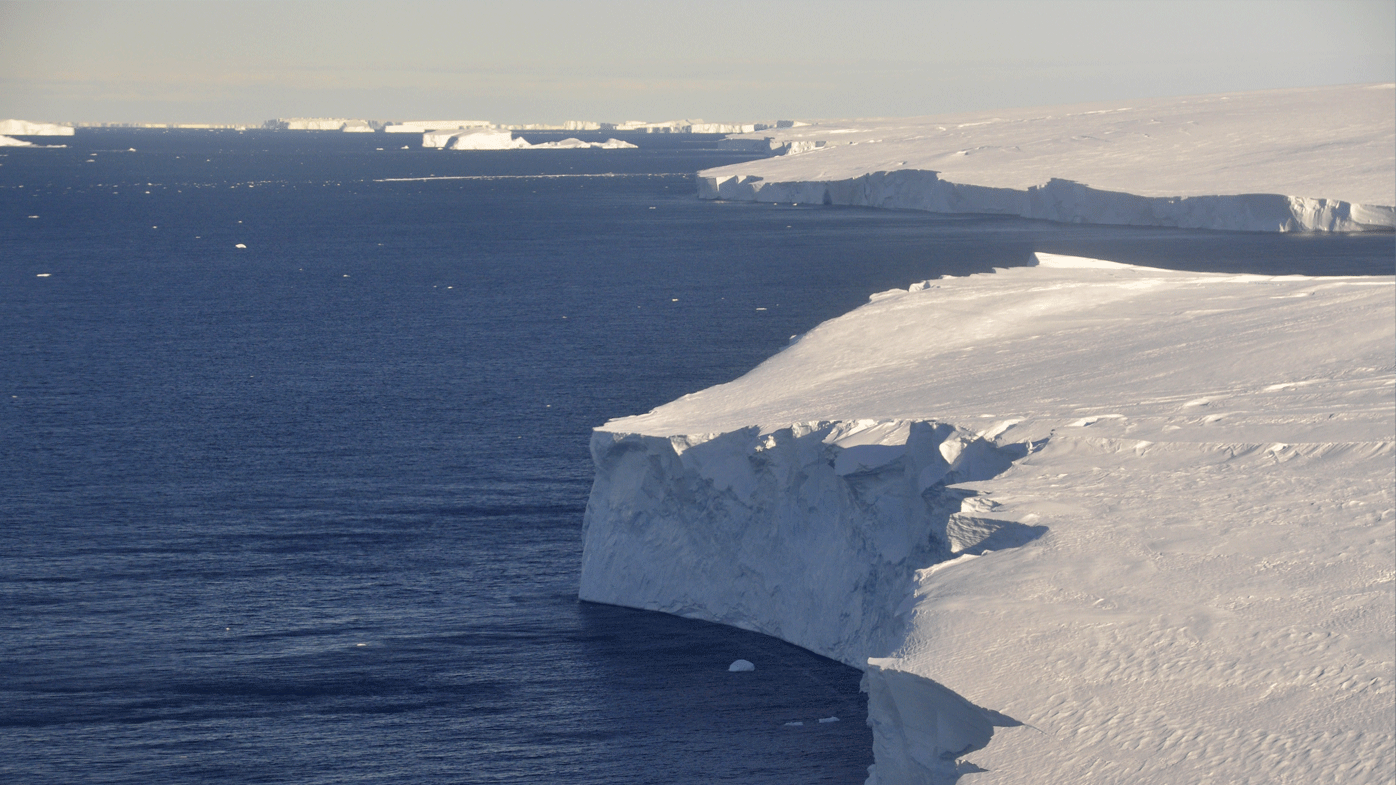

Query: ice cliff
697;84;1395;233
580;254;1395;783
0;119;75;136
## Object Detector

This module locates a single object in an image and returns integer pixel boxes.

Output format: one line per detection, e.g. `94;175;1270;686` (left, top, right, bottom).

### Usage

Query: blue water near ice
1;129;1391;784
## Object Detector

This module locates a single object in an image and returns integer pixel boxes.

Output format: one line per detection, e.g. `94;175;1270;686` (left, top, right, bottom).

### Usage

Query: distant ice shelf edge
696;169;1396;233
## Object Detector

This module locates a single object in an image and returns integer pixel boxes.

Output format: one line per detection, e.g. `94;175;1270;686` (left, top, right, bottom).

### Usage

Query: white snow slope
579;253;1395;783
697;84;1395;233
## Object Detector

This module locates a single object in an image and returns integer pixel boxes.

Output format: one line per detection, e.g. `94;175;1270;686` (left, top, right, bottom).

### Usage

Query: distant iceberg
0;119;75;136
387;120;491;133
0;135;34;147
423;129;637;151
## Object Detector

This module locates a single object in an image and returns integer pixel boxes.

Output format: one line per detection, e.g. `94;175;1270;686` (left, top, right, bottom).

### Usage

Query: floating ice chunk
818;716;840;723
234;244;247;249
0;135;34;147
36;273;51;277
728;659;755;672
783;721;804;727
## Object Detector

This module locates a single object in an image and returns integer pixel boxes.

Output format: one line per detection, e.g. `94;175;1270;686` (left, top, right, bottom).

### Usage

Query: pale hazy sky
1;0;1392;124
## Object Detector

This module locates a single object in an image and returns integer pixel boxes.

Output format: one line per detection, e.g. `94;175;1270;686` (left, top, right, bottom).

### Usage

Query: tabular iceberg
0;119;75;136
422;129;638;150
697;84;1395;233
581;254;1395;783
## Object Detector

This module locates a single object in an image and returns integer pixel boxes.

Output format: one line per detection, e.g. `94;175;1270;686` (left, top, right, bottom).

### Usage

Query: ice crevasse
579;253;1396;783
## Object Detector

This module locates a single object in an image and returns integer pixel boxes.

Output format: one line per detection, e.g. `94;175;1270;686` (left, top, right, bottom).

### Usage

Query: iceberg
699;84;1395;232
0;135;34;147
581;254;1395;783
0;119;75;136
427;129;531;150
423;130;637;151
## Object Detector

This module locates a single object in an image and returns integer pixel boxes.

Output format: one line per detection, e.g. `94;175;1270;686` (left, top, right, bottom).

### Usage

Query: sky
1;0;1392;125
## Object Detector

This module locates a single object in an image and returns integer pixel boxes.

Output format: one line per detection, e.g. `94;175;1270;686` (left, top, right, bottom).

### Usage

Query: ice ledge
696;169;1394;233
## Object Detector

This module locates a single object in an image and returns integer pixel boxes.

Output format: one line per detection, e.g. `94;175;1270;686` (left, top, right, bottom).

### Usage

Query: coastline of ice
696;84;1395;233
580;253;1395;783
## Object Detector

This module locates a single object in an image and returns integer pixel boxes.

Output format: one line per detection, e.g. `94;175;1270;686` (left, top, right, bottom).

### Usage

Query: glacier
580;253;1395;783
696;84;1395;233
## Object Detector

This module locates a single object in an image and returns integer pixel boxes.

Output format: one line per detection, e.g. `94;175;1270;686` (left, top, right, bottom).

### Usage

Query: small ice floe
783;721;804;727
36;273;51;277
27;215;38;219
356;643;367;647
234;243;246;249
818;716;840;724
728;659;755;672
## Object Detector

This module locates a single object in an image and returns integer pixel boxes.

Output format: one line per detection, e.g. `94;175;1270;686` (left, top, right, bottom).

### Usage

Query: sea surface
2;129;1391;785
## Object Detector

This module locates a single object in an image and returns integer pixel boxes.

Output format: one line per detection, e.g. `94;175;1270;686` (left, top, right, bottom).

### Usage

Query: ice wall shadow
864;661;1026;784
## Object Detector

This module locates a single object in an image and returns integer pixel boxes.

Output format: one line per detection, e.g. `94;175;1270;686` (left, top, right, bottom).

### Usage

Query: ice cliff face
580;420;1031;668
0;119;75;136
698;84;1395;233
698;170;1394;233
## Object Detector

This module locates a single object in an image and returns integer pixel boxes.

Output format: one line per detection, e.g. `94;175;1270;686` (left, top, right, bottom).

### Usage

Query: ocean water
1;130;1391;785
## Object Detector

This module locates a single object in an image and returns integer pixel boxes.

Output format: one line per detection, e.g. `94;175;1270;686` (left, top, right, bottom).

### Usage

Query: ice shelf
580;254;1395;783
697;84;1395;233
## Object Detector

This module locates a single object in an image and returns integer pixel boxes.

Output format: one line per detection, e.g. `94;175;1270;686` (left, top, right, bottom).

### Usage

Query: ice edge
695;169;1395;233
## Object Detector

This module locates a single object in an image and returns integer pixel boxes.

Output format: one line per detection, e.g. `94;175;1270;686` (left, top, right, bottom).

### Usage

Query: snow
698;84;1395;232
0;119;75;136
580;254;1395;783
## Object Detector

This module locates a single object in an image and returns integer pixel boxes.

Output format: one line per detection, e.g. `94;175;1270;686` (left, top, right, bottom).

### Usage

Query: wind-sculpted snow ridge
697;84;1395;233
580;254;1395;783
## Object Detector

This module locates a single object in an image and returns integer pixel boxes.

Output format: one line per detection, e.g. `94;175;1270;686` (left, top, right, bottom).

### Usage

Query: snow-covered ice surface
698;85;1395;233
580;253;1395;783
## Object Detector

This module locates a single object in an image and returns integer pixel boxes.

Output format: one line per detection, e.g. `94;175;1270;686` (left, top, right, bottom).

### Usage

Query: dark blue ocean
2;129;1391;785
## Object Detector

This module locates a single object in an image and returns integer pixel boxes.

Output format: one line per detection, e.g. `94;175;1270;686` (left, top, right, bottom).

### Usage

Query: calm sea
2;129;1390;785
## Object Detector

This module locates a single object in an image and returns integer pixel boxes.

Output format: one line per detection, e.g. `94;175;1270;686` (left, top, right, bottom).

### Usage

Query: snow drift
697;84;1395;233
580;254;1395;783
